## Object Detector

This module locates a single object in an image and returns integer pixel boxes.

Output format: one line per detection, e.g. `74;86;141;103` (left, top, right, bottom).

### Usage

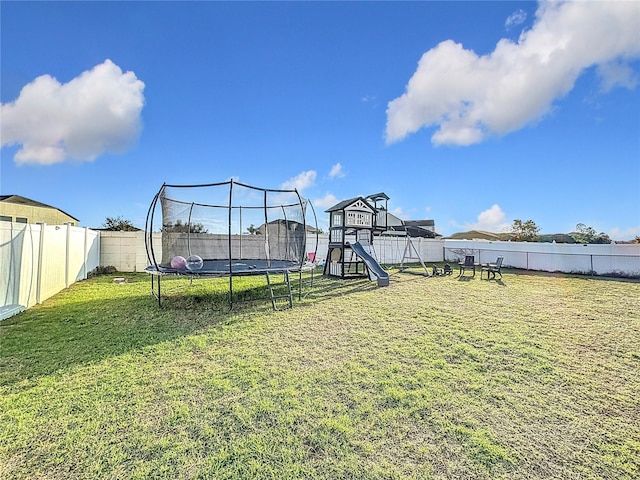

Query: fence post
83;227;89;280
36;224;45;304
65;224;71;288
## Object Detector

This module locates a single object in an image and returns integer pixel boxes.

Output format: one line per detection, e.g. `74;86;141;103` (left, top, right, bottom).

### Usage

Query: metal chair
458;255;476;277
481;256;504;280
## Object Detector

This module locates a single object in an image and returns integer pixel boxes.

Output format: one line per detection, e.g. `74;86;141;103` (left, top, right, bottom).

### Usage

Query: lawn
1;268;639;479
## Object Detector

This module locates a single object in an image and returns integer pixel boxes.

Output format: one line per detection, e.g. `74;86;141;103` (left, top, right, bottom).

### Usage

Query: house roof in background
0;194;79;221
262;219;320;233
388;225;438;238
405;219;435;228
446;230;510;241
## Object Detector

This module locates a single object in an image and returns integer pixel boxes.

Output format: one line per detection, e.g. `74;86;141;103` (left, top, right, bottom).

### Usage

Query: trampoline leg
150;274;162;307
265;272;276;311
285;271;293;309
298;267;313;300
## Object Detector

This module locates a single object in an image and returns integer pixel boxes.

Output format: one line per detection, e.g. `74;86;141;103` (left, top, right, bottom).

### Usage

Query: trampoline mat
146;259;302;276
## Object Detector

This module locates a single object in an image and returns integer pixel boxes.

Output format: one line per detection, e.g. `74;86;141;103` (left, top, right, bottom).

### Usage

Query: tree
102;216;138;231
510;219;540;242
573;223;597;243
162;220;208;233
246;224;261;235
572;223;611;244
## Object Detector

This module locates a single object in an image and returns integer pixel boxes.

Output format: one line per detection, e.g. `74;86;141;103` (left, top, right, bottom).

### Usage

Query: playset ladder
265;271;293;310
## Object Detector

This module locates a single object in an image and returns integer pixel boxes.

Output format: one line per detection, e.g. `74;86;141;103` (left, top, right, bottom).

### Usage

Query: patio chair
481;256;504;280
458;255;476;277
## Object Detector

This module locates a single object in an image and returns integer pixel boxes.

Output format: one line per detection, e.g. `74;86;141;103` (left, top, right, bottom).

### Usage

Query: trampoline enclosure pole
263;190;270;267
228;180;233;307
187;202;195;256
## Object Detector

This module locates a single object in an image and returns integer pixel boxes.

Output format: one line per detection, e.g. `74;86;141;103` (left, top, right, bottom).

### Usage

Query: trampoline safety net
145;180;315;274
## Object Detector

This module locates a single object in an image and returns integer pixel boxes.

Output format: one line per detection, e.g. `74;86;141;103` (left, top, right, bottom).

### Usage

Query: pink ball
170;255;187;270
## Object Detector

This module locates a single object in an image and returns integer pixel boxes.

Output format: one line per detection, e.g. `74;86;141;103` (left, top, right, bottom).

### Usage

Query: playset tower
323;193;389;279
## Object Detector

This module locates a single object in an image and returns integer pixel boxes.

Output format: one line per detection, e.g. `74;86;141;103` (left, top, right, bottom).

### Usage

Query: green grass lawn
1;267;639;479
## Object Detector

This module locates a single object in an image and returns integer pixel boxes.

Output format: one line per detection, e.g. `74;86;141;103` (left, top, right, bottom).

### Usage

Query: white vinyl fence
0;222;100;320
98;233;446;273
4;229;639;320
373;236;444;265
444;240;640;277
99;231;156;273
100;232;640;278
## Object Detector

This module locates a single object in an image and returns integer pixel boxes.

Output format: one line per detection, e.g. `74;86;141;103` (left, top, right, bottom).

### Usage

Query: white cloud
386;1;640;146
609;225;640;241
329;163;345;179
280;170;317;192
475;204;508;230
1;59;145;165
453;204;510;232
313;192;340;209
597;60;639;93
505;9;527;30
391;207;408;220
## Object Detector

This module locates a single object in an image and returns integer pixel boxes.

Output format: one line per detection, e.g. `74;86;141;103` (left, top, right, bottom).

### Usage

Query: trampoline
145;259;301;276
145;180;318;308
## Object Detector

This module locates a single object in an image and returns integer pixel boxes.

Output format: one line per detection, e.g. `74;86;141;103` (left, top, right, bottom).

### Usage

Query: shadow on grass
457;275;476;282
501;267;640;283
300;272;380;303
0;272;293;386
0;271;380;387
0;289;223;387
394;268;431;277
157;269;381;310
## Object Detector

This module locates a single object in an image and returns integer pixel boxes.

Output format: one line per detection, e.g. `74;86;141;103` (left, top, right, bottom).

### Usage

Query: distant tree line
104;215;626;243
571;223;611;244
162;220;208;233
102;216;139;231
510;220;612;244
510;219;540;242
101;217;210;233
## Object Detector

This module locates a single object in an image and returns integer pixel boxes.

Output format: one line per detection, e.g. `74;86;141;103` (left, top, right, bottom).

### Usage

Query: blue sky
1;1;639;239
